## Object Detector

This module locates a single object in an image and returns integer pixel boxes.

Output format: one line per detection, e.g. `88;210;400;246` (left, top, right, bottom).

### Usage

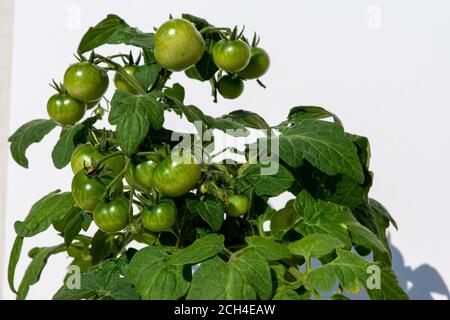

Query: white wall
2;0;450;299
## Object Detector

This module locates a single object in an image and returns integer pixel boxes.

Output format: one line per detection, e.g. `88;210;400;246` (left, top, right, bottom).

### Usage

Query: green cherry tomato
153;151;201;197
237;47;270;79
71;171;123;212
93;197;130;233
64;62;109;102
212;39;251;73
154;18;205;71
47;93;85;126
70;144;125;174
141;199;177;232
226;195;250;217
217;75;244;99
129;158;158;191
114;65;137;93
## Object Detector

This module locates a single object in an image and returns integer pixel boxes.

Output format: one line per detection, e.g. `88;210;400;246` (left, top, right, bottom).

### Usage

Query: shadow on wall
391;242;450;300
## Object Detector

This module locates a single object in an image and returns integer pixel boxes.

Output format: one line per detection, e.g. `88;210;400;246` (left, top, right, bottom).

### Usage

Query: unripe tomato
217;75;244;99
71;171;123;212
129;158;158;191
64;62;109;102
226;195;250;217
154;18;205;71
93;197;130;232
47;93;85;126
141;199;177;232
153;151;201;197
114;65;137;93
237;47;270;79
70;144;125;174
212;39;251;73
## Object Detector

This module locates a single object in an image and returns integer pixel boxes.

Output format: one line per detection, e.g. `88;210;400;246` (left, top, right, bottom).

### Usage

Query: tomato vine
7;13;407;301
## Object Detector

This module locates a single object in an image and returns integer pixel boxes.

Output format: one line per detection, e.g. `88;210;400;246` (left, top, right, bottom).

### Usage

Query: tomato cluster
47;16;256;240
153;18;270;100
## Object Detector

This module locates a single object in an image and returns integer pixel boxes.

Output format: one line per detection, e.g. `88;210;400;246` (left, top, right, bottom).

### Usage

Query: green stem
288;266;322;300
105;158;131;197
95;151;123;168
117;233;134;257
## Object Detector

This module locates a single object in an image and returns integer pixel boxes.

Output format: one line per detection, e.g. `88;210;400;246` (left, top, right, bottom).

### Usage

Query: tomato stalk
104;158;132;199
95;151;124;168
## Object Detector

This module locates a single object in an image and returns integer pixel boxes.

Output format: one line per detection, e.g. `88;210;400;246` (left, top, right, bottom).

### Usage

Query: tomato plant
7;13;407;301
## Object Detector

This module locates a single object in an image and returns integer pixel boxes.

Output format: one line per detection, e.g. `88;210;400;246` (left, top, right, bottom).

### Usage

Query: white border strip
0;0;14;299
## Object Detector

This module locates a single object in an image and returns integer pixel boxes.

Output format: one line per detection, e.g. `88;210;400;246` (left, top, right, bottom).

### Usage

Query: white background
2;0;450;299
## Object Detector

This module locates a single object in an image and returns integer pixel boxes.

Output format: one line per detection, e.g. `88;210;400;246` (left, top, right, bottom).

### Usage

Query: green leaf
236;163;294;197
245;236;291;261
327;175;370;209
53;273;103;300
90;230;117;265
232;250;273;300
288;234;345;262
8;236;24;294
8;119;56;168
109;91;164;155
134;64;161;90
305;249;372;293
369;198;398;230
347;133;371;169
164;83;185;104
187;250;272;300
366;263;408;300
169;234;225;265
17;245;63;300
54;259;139;300
14;191;75;237
187;257;253;299
78;14;154;53
51;117;96;169
270;207;302;240
127;246;189;300
287;106;341;124
220;110;271;130
294;190;386;253
186;198;224;232
181;13;212;30
63;208;87;247
192;39;218;81
276;120;364;183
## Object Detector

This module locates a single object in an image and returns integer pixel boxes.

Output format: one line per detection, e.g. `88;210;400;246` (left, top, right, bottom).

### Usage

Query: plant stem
105;158;131;197
117;233;134;257
288;266;322;300
95;151;123;168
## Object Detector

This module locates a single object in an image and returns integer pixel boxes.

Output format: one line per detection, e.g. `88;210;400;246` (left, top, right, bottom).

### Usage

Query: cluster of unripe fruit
46;17;258;237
